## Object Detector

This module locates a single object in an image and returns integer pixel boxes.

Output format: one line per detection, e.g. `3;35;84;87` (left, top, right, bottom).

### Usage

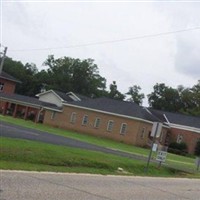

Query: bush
194;140;200;157
168;142;188;155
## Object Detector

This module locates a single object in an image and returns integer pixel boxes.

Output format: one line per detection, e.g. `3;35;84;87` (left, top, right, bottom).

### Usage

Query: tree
108;81;125;100
126;85;144;105
190;80;200;116
43;55;107;97
147;83;182;112
178;81;200;116
3;57;40;96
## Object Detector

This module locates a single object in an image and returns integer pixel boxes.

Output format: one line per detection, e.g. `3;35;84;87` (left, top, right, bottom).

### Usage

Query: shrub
168;142;188;155
194;140;200;157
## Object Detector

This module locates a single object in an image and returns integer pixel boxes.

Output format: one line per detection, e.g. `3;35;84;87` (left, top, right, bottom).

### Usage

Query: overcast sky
1;0;200;105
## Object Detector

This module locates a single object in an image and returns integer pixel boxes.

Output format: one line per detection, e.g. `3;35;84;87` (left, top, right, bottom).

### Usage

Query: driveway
0;121;146;161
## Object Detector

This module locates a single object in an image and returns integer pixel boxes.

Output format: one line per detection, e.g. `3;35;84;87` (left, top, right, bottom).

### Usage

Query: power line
9;26;200;52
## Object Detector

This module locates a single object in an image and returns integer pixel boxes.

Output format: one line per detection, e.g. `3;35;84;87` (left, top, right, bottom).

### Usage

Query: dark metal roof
149;109;200;129
53;90;72;102
0;93;61;110
66;97;156;122
53;90;91;102
0;71;21;83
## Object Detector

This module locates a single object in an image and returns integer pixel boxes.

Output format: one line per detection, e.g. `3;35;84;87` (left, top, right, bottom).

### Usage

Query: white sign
195;157;200;167
156;150;167;162
152;143;158;152
151;122;162;138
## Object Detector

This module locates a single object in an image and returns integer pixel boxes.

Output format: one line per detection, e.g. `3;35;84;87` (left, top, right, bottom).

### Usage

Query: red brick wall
0;100;7;114
43;105;158;147
170;128;200;154
0;78;16;94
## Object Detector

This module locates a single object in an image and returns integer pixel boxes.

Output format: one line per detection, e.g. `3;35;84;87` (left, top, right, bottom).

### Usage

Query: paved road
0;121;146;161
1;171;200;200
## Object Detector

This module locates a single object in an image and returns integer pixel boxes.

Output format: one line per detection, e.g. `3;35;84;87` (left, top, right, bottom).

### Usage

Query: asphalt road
0;121;146;161
1;170;200;200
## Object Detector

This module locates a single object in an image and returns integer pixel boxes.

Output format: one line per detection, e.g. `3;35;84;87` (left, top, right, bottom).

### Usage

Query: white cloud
175;34;200;78
2;1;200;105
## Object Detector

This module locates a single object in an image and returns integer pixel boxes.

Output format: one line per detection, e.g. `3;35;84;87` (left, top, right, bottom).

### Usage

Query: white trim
166;123;200;134
94;117;101;128
66;92;81;101
63;103;154;125
163;114;170;123
51;111;56;120
36;90;64;102
43;107;62;112
107;120;114;132
82;115;89;126
120;123;127;135
70;112;77;124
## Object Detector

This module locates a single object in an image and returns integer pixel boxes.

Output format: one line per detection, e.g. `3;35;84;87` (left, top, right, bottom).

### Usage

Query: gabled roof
53;90;74;102
149;109;200;129
0;93;62;111
0;71;21;83
65;97;158;123
36;89;90;102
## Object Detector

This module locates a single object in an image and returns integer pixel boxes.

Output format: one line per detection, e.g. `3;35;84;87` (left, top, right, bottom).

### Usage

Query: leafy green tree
191;80;200;116
108;81;125;100
148;83;182;112
43;55;107;97
178;81;200;116
126;85;144;105
3;57;40;96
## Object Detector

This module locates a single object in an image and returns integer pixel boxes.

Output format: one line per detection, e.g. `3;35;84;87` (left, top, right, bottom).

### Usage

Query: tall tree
43;55;107;97
126;85;144;105
148;83;182;112
179;81;200;116
108;81;125;100
3;57;40;96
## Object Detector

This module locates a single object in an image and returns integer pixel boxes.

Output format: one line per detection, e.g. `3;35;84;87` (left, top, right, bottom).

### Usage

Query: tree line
3;55;200;116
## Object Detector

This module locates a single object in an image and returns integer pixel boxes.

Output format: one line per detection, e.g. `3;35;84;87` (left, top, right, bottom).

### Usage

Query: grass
1;137;199;177
0;115;200;176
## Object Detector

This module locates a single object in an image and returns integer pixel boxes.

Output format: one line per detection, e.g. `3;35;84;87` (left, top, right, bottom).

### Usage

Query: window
70;112;77;124
141;127;146;139
51;111;56;120
0;82;4;92
82;115;88;126
177;134;183;144
120;123;127;135
107;120;114;132
94;117;101;128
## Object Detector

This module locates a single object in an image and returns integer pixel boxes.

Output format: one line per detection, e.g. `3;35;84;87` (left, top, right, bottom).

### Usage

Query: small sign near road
156;150;167;163
195;157;200;171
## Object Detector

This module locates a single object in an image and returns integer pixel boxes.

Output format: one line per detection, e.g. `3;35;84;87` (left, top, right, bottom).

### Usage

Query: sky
1;0;200;105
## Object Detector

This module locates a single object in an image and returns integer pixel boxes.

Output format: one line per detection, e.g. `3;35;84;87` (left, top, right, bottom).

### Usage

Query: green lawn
0;115;199;176
1;137;199;177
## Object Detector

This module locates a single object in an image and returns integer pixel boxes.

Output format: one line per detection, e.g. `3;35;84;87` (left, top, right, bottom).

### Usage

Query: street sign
151;122;162;138
195;157;200;171
152;143;158;152
156;150;167;163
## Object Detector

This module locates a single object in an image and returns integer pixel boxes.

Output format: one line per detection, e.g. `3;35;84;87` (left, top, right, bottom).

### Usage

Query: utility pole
0;44;8;73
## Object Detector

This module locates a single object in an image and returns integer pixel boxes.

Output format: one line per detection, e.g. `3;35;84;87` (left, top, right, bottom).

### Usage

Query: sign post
145;122;162;173
195;157;200;171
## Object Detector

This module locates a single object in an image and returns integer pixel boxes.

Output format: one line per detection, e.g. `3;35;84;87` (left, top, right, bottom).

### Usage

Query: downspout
163;114;170;124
